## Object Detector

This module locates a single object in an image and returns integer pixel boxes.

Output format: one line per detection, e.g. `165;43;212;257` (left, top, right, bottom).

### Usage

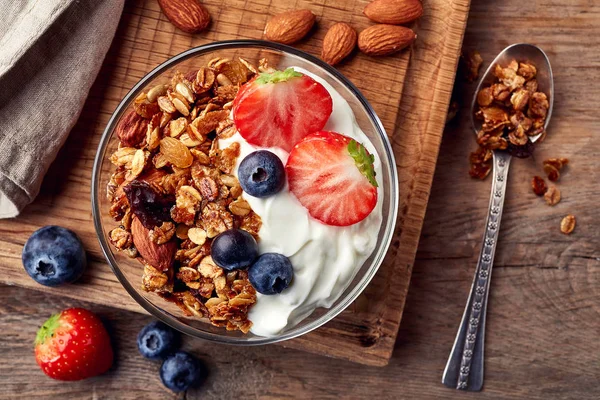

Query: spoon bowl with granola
92;40;398;344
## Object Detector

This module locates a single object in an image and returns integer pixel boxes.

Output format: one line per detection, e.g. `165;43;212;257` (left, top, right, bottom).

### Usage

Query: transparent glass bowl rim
91;39;399;345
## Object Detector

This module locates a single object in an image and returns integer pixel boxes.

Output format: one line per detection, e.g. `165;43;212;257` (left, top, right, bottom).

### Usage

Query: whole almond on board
358;25;416;56
131;217;177;271
364;0;423;25
264;9;315;44
321;23;357;66
158;0;210;33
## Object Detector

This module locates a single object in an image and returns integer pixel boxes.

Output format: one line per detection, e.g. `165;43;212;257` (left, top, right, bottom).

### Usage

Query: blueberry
22;226;86;286
248;253;293;295
160;351;207;392
137;321;179;360
211;229;258;271
237;150;285;198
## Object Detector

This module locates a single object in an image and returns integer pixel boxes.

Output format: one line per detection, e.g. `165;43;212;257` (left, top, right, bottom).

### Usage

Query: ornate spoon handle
442;151;512;391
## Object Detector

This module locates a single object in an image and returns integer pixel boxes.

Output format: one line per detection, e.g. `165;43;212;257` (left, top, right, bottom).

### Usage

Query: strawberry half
35;308;113;381
286;131;378;226
232;68;333;152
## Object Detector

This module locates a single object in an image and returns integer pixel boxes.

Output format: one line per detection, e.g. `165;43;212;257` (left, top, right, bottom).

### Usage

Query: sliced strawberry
286;131;378;226
35;308;113;381
232;68;333;152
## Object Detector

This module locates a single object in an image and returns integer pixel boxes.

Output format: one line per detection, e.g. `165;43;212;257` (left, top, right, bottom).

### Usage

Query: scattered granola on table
531;175;547;196
462;50;483;82
543;157;569;182
560;215;576;235
469;58;550;180
544;185;561;206
107;57;263;333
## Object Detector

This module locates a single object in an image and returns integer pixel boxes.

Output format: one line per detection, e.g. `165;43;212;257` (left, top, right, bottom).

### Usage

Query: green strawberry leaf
35;313;62;346
348;140;378;187
256;68;303;84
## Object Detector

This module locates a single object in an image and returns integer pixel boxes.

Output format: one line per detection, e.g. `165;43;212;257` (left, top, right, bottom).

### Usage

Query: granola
107;57;261;333
544;185;561;206
531;176;547;196
543;157;569;182
470;59;550;179
560;215;576;235
462;50;483;82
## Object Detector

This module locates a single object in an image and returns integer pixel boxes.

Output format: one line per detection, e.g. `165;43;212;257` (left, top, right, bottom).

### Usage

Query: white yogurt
219;67;383;337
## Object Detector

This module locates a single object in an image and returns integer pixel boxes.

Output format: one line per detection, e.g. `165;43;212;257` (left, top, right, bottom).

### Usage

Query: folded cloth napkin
0;0;124;218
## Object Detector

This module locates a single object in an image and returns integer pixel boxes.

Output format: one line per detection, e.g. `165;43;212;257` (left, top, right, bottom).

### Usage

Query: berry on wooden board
22;226;86;287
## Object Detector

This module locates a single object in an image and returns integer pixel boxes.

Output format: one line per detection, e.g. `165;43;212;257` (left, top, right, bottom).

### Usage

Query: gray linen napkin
0;0;124;218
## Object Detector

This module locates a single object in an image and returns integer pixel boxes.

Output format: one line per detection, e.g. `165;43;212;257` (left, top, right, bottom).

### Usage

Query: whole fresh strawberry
232;68;333;152
34;308;113;381
286;131;378;226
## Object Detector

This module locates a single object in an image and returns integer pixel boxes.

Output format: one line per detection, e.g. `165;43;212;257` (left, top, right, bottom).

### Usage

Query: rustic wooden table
1;0;598;399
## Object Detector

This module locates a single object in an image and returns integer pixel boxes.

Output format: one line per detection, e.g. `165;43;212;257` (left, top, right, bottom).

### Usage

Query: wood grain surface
1;0;600;399
0;0;469;367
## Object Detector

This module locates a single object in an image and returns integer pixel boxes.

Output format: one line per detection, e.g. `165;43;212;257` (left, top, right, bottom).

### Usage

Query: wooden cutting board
0;0;470;366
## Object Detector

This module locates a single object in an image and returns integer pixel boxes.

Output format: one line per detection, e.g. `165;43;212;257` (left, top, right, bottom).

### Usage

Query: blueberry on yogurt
22;226;86;286
248;253;293;295
237;150;285;198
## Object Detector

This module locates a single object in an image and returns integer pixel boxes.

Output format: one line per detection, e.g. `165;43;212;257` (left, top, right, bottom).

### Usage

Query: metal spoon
442;43;554;391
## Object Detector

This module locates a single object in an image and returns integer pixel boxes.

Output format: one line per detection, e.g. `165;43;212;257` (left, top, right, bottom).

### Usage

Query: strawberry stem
348;140;378;187
256;68;303;84
35;313;61;346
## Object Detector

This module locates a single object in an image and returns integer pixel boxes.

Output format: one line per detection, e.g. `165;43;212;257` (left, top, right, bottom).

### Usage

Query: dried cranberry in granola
124;180;174;229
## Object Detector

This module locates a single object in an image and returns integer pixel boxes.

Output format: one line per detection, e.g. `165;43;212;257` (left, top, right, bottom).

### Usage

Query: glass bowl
92;40;398;345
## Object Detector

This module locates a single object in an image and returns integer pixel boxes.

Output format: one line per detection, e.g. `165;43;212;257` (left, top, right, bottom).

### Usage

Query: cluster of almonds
469;59;550;179
107;57;275;333
531;158;575;235
156;0;421;67
264;0;421;65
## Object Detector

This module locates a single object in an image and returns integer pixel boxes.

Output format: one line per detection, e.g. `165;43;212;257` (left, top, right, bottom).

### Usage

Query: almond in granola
198;176;219;201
